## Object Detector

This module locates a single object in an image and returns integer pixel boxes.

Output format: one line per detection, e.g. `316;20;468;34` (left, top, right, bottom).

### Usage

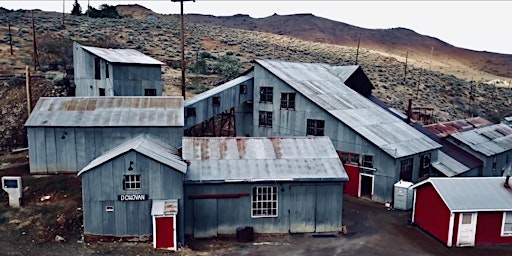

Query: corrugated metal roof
25;97;184;127
424;117;494;138
184;72;253;106
431;151;470;177
80;45;164;65
450;123;512;156
412;177;512;211
256;60;441;158
78;134;187;176
182;137;348;183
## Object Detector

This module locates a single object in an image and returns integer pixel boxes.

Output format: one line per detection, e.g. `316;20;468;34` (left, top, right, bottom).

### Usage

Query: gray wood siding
81;152;185;241
27;126;183;174
252;64;436;203
184;80;253;130
184;182;344;237
73;42;162;97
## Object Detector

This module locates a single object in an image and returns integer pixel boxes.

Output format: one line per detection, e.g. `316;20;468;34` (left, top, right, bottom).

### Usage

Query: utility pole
468;78;473;118
62;0;65;25
355;33;361;65
8;19;13;55
25;66;32;114
172;0;194;100
31;10;39;71
87;0;90;18
404;51;408;83
429;47;433;71
416;67;422;101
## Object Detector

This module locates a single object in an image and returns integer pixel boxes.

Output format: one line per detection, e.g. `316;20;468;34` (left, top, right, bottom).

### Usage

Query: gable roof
450;123;512;156
256;59;441;158
181;136;348;183
412;177;512;212
80;44;164;65
78;134;186;176
25;97;184;127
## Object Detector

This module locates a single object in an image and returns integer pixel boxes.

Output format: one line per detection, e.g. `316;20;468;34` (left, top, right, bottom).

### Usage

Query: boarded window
98;88;105;96
259;111;272;128
186;107;196;117
144;89;157;96
306;119;325;136
400;158;414;182
94;58;101;80
252;186;278;218
123;175;141;190
259;87;273;103
280;93;295;110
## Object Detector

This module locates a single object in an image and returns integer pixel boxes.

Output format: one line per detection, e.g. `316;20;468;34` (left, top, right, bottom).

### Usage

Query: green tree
71;0;81;16
214;55;241;81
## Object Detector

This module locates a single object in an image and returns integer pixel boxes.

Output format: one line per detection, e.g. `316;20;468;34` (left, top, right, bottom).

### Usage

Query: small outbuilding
412;177;512;247
181;136;348;238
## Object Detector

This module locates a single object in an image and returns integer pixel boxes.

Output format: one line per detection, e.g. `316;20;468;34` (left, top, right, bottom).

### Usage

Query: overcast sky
1;1;511;54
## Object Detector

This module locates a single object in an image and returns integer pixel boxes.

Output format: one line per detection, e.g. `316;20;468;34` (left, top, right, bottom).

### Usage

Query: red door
343;164;360;197
156;216;175;249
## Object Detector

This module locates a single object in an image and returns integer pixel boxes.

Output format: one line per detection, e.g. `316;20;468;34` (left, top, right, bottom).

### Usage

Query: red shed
412;177;512;247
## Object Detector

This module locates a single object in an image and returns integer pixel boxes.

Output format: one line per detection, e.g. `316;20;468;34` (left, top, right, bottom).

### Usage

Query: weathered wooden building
412;177;512;247
73;42;164;97
182;136;348;238
78;135;187;249
25;96;184;174
445;123;512;177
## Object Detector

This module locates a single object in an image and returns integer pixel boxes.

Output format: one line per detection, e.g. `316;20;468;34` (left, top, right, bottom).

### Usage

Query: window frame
212;96;221;106
123;174;141;190
240;84;247;94
186;107;196;117
306;119;325;136
105;62;109;78
259;87;273;103
251;186;278;218
362;155;373;168
502;212;512;236
399;158;414;182
144;88;157;96
280;93;296;110
98;88;106;96
259;111;273;128
94;57;101;80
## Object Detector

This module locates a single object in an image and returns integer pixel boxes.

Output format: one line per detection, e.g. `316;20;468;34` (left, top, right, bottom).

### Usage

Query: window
252;186;278;218
212;96;221;106
493;156;497;171
400;158;414;182
422;154;431;168
419;153;431;179
144;89;157;96
306;119;325;136
240;84;247;94
362;155;373;168
105;63;109;78
186;107;196;117
259;111;272;128
280;93;295;110
502;212;512;236
259;87;273;103
94;58;101;80
98;88;105;96
124;175;141;190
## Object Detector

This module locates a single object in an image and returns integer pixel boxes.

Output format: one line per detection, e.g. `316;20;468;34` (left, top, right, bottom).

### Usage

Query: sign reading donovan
118;194;148;201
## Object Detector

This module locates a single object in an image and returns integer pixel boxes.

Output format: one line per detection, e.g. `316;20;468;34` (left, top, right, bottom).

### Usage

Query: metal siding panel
100;161;114;201
75;129;87;172
315;185;342;232
55;128;67;172
217;197;249;234
102;201;116;235
194;198;218;238
89;201;103;234
64;129;78;172
82;200;92;233
114;200;127;236
289;185;315;233
138;201;152;235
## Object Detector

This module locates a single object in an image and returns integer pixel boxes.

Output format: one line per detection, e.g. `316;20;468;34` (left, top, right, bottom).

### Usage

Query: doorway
457;212;477;247
359;173;374;199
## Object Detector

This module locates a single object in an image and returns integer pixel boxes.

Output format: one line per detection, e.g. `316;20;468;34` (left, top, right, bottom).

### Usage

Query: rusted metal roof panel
81;45;164;65
78;134;186;176
182;137;348;182
450;124;512;156
256;60;441;158
424;117;494;138
25;97;184;127
412;177;512;211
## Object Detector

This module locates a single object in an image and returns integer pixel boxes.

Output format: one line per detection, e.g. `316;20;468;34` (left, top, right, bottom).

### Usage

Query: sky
1;1;511;55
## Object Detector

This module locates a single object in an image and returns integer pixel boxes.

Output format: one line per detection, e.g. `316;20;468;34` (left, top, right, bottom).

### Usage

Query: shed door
194;199;218;237
457;212;477;247
289;186;316;233
155;216;175;250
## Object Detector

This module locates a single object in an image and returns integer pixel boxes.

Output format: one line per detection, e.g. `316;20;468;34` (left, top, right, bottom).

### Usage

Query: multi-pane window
400;158;414;182
124;175;141;190
260;87;273;103
252;186;278;218
213;96;221;106
306;119;325;136
280;93;295;110
144;89;157;96
502;212;512;236
259;111;273;128
94;58;101;80
362;155;374;168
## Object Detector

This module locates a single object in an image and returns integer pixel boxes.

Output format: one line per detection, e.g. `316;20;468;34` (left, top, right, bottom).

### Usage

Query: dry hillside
0;5;511;149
